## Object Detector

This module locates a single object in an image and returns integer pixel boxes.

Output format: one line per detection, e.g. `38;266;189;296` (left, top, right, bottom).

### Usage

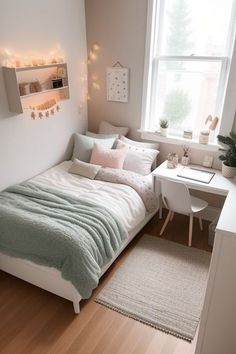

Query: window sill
139;130;220;152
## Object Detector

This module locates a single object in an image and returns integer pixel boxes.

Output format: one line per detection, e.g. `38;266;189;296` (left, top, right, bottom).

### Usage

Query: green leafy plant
217;132;236;167
160;119;169;129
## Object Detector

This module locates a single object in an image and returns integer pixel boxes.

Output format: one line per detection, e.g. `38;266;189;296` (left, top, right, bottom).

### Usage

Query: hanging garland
24;99;60;120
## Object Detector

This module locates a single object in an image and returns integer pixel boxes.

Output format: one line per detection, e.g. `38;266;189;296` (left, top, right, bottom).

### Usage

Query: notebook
177;167;215;184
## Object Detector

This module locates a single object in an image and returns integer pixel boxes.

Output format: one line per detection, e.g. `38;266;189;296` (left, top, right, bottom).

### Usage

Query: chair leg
170;211;175;221
160;210;172;236
188;214;194;247
199;216;203;231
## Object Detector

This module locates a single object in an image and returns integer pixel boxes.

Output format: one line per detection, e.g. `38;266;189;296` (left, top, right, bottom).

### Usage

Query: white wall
0;0;88;191
85;0;147;138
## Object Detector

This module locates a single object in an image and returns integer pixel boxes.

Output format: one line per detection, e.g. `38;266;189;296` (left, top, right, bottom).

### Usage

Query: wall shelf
20;85;69;99
15;62;67;72
2;63;69;114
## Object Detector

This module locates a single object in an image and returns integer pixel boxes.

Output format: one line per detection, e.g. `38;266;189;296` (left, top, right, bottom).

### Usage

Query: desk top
153;161;236;236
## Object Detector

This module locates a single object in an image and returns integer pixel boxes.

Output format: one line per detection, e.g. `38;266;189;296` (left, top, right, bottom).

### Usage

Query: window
142;0;236;142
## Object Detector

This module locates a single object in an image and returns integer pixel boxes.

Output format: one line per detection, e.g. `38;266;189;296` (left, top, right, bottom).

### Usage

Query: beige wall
85;0;147;138
85;0;225;208
0;0;88;191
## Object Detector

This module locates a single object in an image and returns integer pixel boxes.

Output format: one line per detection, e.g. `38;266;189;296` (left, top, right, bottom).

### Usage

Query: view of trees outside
154;60;221;134
163;89;191;128
151;0;234;137
166;0;193;56
163;0;192;128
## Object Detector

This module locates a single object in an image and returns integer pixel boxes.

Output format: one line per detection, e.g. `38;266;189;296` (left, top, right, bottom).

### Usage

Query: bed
0;161;159;313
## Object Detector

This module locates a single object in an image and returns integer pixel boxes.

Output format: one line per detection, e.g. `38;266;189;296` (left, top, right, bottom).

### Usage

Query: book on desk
177;167;215;184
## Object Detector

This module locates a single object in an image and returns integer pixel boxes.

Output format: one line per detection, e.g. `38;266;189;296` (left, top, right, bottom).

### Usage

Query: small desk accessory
167;153;178;168
202;155;214;168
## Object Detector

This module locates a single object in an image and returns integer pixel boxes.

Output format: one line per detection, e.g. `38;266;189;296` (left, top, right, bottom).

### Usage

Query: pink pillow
90;143;128;169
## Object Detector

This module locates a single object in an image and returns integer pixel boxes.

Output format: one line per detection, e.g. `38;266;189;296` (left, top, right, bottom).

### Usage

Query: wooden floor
0;211;211;354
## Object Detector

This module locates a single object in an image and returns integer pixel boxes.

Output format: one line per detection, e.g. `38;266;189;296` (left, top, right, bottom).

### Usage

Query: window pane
150;60;222;137
159;0;234;56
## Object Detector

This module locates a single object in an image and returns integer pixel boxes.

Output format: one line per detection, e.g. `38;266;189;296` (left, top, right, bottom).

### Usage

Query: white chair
160;179;208;246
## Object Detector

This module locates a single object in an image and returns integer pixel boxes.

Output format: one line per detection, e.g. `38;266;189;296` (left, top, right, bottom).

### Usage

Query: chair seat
190;195;208;213
160;179;209;246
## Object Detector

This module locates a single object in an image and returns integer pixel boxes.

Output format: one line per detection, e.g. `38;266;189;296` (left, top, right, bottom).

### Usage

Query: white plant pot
181;156;190;166
222;162;236;178
160;127;168;137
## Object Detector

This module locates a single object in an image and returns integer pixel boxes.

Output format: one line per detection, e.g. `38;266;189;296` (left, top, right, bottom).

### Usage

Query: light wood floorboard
0;210;211;354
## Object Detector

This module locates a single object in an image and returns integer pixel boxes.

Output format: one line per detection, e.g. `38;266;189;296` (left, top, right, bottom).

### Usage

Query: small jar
183;129;193;139
167;153;178;168
199;130;210;144
172;154;178;167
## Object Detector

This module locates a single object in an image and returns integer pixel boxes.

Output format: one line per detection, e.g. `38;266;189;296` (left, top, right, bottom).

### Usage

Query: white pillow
120;135;159;150
99;120;129;137
69;159;101;179
86;131;119;139
120;136;159;170
116;140;159;175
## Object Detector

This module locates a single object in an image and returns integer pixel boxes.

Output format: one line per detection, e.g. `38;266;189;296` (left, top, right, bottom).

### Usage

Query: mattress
31;161;147;232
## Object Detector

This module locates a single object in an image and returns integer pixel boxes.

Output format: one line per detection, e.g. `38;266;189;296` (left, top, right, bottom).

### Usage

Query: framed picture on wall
106;64;129;103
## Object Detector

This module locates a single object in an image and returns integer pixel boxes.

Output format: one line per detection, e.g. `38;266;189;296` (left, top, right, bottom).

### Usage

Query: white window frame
141;0;236;147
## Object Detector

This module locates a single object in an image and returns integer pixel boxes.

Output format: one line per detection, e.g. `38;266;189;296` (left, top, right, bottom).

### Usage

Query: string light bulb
89;50;97;61
92;82;100;90
92;43;100;52
91;74;98;81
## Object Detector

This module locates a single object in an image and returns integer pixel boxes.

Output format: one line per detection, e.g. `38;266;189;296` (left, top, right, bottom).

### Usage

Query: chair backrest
161;179;192;214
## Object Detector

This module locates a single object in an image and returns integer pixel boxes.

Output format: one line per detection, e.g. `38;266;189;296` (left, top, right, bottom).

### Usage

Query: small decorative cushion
98;120;129;137
116;140;159;175
120;136;160;170
86;131;119;139
69;159;101;179
90;143;128;169
72;133;116;162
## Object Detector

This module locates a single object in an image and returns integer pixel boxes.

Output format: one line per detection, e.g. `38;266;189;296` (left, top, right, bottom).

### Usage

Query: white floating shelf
2;63;70;114
15;62;67;72
20;86;69;99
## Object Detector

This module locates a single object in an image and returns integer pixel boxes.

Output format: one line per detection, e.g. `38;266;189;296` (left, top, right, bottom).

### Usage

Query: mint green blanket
0;182;127;298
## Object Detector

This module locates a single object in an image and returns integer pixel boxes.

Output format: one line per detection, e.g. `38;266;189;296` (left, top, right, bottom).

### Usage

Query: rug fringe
95;298;192;343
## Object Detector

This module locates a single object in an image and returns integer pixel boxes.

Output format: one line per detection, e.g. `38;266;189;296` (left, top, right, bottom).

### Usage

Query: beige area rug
95;235;211;341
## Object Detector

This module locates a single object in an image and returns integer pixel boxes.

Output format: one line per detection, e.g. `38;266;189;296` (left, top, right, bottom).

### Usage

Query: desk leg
159;195;162;219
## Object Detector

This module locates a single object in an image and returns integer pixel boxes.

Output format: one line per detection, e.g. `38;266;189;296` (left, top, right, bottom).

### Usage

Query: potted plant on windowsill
217;132;236;178
159;119;169;137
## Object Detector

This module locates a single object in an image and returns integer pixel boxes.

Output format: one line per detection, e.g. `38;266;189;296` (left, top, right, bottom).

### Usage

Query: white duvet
31;161;147;232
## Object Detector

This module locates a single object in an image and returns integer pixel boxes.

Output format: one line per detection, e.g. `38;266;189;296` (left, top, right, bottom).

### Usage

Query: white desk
153;161;236;233
153;161;236;354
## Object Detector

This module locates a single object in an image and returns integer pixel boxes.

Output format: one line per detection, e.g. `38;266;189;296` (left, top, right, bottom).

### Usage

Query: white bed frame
0;208;158;314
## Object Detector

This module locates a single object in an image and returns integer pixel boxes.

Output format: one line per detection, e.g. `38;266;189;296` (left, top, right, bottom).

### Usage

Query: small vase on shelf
181;156;190;166
181;145;190;166
167;153;178;168
199;130;210;144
